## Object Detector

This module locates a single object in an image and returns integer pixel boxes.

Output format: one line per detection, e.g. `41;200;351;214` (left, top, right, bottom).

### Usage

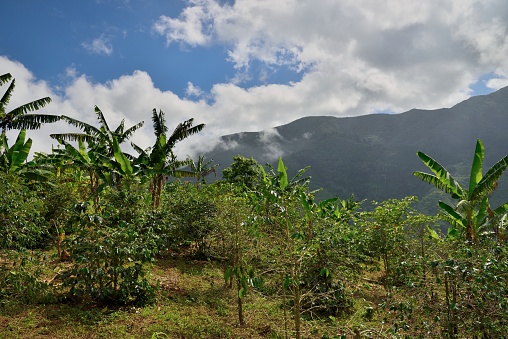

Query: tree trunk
294;282;301;339
151;175;164;209
237;280;245;326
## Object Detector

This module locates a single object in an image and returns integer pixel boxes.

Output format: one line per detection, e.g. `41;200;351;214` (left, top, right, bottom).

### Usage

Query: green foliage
51;105;144;157
362;197;419;288
222;155;263;190
188;155;218;188
414;139;508;243
429;242;508;337
62;188;157;305
0;72;56;133
0;250;57;304
0;172;49;249
211;185;261;325
162;182;217;258
133;108;205;209
1;72;507;336
0;129;31;172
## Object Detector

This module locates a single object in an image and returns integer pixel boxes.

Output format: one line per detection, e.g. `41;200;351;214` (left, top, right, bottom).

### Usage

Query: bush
0;173;49;249
62;188;158;305
0;250;56;304
162;182;217;258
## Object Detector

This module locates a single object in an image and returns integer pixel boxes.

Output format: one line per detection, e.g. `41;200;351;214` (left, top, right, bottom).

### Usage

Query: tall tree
133;108;205;209
414;139;508;243
0;73;57;135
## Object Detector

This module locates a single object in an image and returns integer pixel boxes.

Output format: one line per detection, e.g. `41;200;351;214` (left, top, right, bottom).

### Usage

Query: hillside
205;86;508;211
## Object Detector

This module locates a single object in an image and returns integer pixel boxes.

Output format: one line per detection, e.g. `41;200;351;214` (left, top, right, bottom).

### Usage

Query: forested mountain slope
206;86;508;211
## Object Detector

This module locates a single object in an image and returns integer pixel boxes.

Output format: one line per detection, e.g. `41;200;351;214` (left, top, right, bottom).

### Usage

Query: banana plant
1;73;57;135
50;105;144;158
188;155;218;189
133;108;205;209
51;138;106;207
0;129;54;182
414;139;508;243
0;129;31;173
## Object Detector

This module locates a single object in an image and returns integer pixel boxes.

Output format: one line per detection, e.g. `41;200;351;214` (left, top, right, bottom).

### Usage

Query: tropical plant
133;108;205;209
0;172;49;249
50;105;144;158
0;73;57;135
163;182;217;257
50;138;106;207
413;139;508;243
0;129;54;182
365;197;416;290
212;185;262;325
0;129;32;173
62;187;157;305
222;156;263;191
188;155;218;188
253;157;313;339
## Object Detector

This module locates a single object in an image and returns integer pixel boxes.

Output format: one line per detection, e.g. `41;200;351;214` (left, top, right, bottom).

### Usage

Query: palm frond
415;151;465;199
471;154;508;202
9;114;61;130
413;171;463;199
114;119;125;135
167;119;205;147
131;141;149;156
469;139;484;193
6;97;52;117
0;78;15;109
0;73;12;86
152;108;168;137
60;115;100;135
438;201;466;228
173;169;199;178
121;120;144;142
50;132;96;143
493;202;508;216
94;106;111;134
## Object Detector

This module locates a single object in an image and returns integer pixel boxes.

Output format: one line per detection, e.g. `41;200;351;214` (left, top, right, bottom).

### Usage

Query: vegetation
1;74;508;338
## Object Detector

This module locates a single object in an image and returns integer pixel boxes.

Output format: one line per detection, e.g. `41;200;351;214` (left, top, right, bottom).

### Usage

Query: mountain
204;86;508;212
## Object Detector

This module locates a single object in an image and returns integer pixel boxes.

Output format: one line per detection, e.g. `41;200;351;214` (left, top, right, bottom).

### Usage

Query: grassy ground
0;250;435;339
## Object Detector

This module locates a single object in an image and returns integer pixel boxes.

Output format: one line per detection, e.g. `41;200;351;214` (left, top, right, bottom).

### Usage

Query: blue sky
1;0;508;157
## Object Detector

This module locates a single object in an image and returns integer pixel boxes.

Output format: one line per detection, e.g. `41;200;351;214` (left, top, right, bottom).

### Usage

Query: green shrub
0;250;56;304
163;182;217;258
62;188;158;305
0;173;49;249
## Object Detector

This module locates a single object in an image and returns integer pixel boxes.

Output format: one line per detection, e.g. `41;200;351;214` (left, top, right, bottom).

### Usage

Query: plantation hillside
1;72;508;338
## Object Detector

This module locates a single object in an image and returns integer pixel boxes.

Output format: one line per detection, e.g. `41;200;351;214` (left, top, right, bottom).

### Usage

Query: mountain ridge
205;87;508;212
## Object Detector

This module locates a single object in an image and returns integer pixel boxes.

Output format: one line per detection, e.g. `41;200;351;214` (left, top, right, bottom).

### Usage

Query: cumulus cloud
3;0;508;161
153;0;508;113
185;81;204;98
486;76;508;91
82;35;114;55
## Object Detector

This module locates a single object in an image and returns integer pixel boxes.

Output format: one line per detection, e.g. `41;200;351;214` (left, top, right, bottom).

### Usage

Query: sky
1;0;508;159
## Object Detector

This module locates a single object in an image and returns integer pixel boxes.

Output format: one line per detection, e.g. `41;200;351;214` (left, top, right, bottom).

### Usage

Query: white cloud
82;35;114;55
3;0;508;161
486;76;508;91
185;81;204;98
153;2;217;46
259;128;284;161
153;0;508;113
